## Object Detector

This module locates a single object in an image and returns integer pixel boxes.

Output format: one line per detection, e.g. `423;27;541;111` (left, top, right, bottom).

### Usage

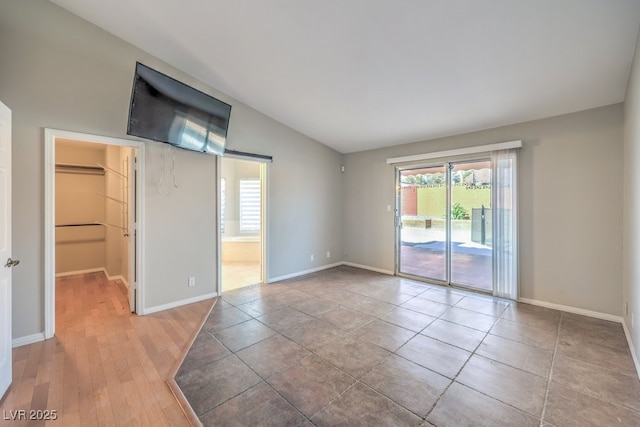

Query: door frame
0;101;12;399
394;155;495;293
216;154;269;294
44;129;145;339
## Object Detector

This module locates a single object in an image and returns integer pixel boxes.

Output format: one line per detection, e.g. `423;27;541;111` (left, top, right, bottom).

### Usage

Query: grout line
420;310;498;421
188;268;628;425
221;300;315;420
214;280;436;422
166;297;218;427
539;311;563;426
420;302;558;423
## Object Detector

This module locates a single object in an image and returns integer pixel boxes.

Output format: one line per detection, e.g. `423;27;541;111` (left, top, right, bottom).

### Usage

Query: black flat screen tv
127;62;231;155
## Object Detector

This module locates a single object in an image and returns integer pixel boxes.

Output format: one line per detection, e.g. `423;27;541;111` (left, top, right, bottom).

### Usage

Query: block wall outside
402;185;492;218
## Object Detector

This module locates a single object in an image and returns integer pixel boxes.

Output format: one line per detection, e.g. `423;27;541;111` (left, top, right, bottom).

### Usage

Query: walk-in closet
55;139;134;309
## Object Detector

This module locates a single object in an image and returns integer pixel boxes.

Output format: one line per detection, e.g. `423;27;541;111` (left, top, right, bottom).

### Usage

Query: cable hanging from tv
158;145;178;196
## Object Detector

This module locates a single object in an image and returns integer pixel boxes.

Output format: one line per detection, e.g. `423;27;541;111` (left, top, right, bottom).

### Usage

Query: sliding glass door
398;165;447;282
397;159;493;292
450;161;493;291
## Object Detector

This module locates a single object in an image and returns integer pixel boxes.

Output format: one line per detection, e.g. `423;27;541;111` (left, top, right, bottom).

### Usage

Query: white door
0;101;14;399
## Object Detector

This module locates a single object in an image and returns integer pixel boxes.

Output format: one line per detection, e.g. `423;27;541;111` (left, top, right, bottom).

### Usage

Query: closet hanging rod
96;163;126;178
55;223;104;227
97;192;125;204
55;163;105;174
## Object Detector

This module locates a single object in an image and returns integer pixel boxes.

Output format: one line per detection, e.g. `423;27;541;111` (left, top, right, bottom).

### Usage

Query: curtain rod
386;140;522;165
224;148;273;162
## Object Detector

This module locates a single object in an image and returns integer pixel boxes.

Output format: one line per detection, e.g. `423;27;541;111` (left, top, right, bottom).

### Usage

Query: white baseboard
11;292;216;346
519;298;640;379
622;320;640;379
56;269;130;289
341;262;394;276
268;262;344;283
12;332;45;348
143;292;218;315
518;297;623;323
55;267;105;278
106;274;129;289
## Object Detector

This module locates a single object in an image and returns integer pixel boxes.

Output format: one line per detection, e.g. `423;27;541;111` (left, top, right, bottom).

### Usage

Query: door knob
5;258;19;268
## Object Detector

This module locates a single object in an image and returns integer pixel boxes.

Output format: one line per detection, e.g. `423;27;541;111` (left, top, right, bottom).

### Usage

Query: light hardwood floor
221;261;261;292
0;272;213;426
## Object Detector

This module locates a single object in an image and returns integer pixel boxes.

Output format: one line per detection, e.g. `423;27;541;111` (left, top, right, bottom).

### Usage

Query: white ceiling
50;0;640;153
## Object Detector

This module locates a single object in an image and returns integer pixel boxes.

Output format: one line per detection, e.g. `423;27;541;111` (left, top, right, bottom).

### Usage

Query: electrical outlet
310;254;314;262
326;251;331;258
188;277;196;287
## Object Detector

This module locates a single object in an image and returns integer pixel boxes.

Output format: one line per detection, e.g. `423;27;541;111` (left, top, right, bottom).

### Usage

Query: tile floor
175;266;640;426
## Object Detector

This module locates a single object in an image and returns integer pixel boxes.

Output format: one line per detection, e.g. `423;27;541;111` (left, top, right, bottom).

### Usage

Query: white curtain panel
493;149;519;300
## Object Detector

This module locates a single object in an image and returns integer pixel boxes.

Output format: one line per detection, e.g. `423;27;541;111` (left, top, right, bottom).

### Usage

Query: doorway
220;156;266;291
397;159;493;292
44;129;144;339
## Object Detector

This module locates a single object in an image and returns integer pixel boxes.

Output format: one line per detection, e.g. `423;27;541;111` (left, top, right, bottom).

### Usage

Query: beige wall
623;29;640;359
225;102;344;279
1;0;343;339
5;0;626;342
344;104;624;316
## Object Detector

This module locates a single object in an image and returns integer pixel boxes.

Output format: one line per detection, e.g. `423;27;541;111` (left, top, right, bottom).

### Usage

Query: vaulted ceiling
50;0;640;153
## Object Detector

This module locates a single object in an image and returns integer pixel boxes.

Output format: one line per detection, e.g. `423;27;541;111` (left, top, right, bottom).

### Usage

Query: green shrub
451;203;468;220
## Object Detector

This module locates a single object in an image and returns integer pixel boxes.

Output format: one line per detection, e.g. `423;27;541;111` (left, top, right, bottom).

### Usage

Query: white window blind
493;148;519;300
239;179;261;233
